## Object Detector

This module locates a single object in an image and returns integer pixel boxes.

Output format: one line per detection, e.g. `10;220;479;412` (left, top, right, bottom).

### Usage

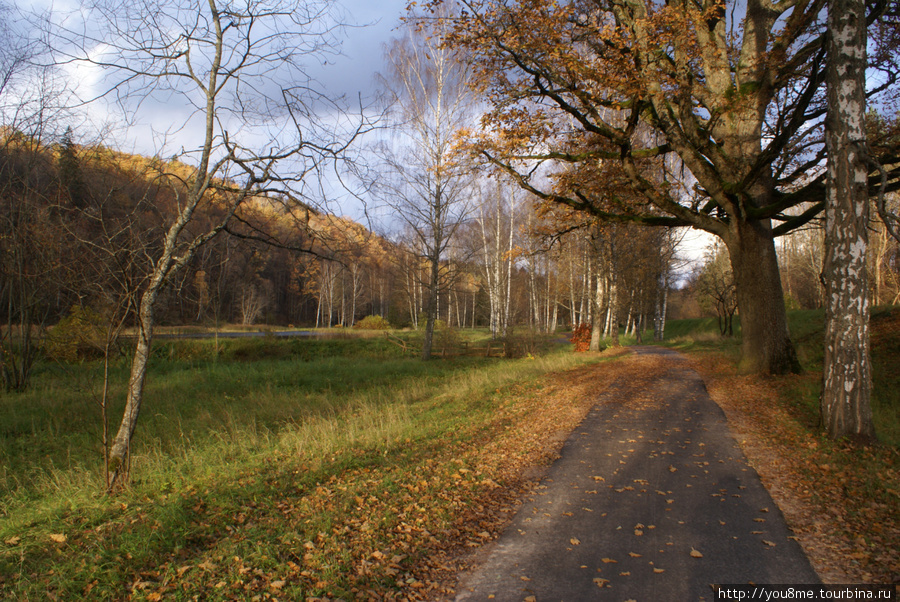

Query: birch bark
821;0;875;439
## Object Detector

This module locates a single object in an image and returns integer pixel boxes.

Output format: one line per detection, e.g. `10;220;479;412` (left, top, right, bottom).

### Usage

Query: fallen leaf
48;534;66;544
570;538;581;545
147;593;162;602
593;577;610;588
690;548;703;558
653;568;665;573
4;536;20;546
628;552;642;558
592;476;605;481
669;465;678;472
198;560;217;571
601;557;618;563
620;571;631;576
635;529;644;536
762;540;776;547
270;580;285;590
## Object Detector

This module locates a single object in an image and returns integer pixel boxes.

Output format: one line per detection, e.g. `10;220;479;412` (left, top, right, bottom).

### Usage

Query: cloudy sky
16;0;414;217
323;0;410;98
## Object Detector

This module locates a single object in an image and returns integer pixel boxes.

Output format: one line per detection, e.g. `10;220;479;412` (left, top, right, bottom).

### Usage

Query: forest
1;129;680;335
2;0;900;598
4;127;899;344
0;0;897;454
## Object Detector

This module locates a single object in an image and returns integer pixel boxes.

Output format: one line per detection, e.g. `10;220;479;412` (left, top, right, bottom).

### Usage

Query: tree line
0;127;679;344
3;0;900;487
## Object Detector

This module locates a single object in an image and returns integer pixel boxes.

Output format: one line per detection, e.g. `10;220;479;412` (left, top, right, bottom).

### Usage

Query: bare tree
48;0;365;489
697;242;739;337
475;178;518;339
0;4;76;392
375;8;475;359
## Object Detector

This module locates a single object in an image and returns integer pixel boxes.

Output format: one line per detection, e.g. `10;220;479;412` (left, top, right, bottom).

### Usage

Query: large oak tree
436;0;900;374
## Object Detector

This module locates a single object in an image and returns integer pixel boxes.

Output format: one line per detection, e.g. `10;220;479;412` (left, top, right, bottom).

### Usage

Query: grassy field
2;313;898;598
0;330;610;599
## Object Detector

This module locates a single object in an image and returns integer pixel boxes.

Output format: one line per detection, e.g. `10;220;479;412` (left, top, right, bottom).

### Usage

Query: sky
24;0;409;100
15;0;714;261
16;0;412;219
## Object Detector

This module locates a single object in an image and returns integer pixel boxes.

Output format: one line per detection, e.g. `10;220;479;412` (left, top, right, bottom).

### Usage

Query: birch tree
50;0;363;489
820;0;875;439
476;179;517;339
376;8;475;359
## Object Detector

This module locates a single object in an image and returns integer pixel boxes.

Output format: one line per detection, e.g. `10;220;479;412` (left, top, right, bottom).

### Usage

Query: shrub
435;323;460;352
502;328;550;358
43;306;110;362
353;315;392;330
569;323;593;353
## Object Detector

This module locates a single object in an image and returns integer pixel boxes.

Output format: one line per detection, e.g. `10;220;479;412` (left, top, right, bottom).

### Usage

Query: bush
43;306;111;362
353;315;392;330
435;323;460;352
569;324;593;353
502;329;550;358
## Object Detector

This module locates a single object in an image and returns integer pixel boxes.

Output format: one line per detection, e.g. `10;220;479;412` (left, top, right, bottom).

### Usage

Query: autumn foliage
570;324;593;352
353;315;392;330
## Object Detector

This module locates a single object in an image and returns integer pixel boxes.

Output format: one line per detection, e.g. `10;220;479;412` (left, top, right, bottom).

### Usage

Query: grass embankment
644;308;900;584
1;331;621;600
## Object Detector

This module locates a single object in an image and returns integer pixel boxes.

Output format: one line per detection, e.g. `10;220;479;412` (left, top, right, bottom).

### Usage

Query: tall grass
0;336;588;533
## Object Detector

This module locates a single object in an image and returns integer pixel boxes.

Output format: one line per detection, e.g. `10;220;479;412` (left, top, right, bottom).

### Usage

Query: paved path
455;347;819;601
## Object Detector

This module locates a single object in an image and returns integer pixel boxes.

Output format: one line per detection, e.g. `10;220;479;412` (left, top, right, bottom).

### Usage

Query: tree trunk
107;281;160;488
589;271;604;351
654;271;667;341
607;271;620;347
725;220;800;374
820;0;875;439
422;240;441;360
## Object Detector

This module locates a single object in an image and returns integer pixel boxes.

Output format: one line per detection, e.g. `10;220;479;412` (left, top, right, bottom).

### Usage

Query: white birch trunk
820;0;874;439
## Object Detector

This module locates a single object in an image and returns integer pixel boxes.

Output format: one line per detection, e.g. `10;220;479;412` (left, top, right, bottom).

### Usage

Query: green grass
1;332;594;599
4;312;897;597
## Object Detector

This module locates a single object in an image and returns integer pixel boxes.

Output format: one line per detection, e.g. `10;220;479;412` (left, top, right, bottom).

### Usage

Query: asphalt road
455;346;819;601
